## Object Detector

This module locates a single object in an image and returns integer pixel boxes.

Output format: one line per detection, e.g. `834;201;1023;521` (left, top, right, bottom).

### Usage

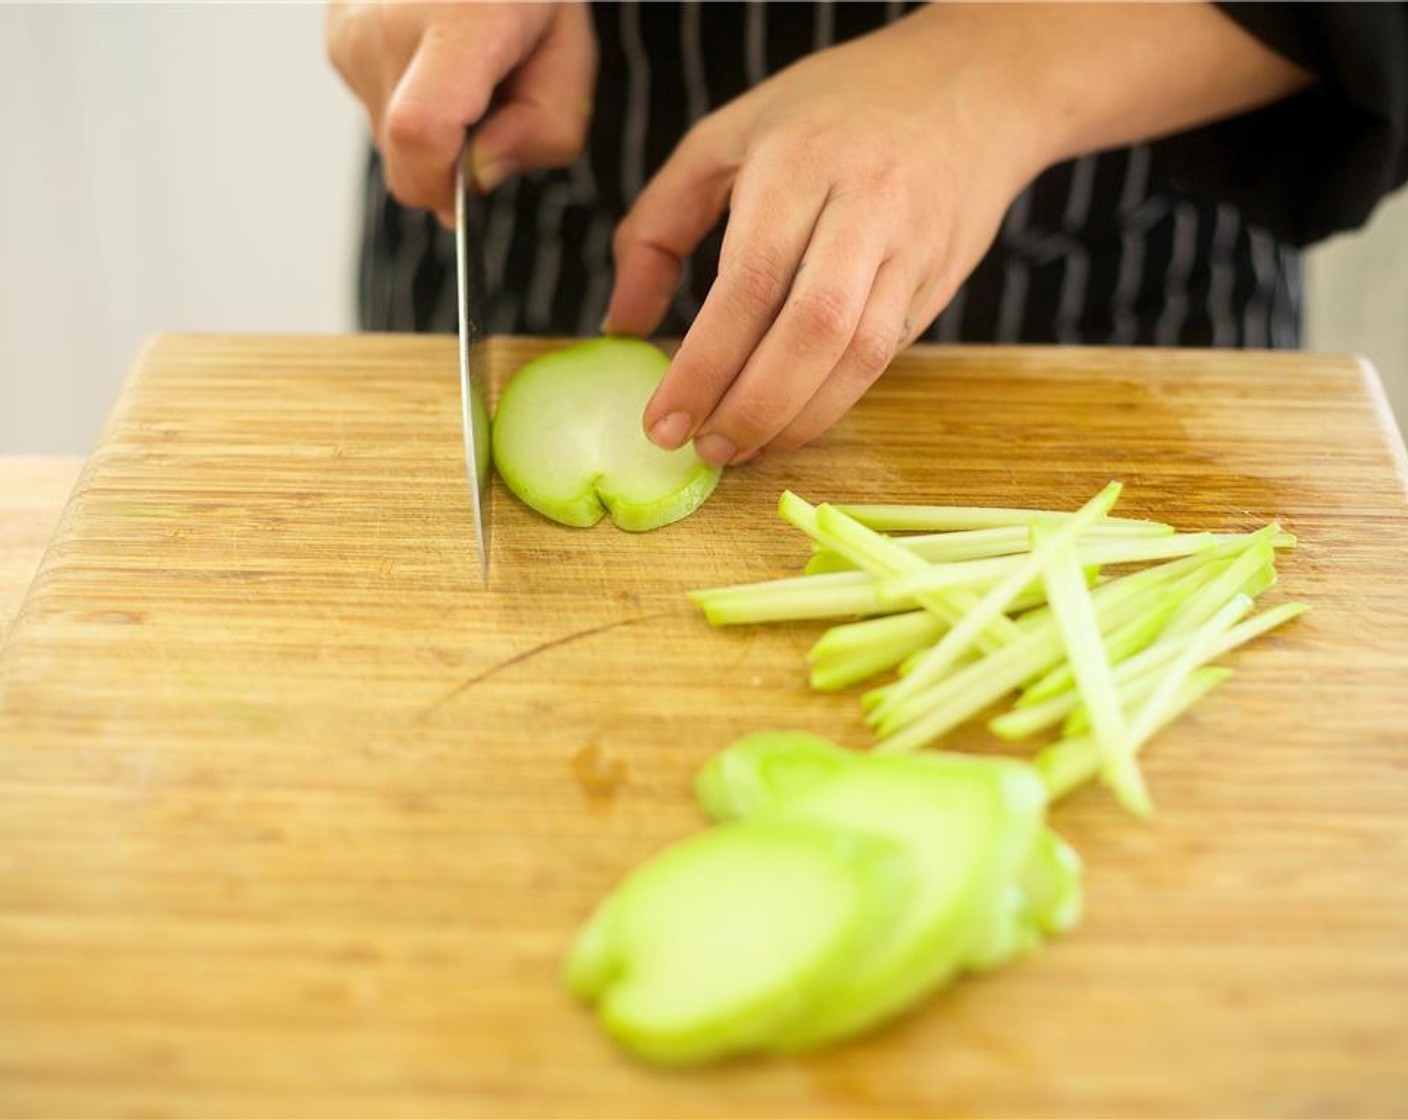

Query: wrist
897;2;1314;179
888;5;1073;194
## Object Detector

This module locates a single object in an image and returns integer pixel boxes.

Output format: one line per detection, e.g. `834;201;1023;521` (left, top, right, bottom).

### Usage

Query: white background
0;3;364;454
1;3;1405;455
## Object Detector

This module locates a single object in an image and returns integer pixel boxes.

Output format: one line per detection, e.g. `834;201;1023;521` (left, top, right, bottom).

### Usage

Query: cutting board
2;334;1406;1118
0;458;82;646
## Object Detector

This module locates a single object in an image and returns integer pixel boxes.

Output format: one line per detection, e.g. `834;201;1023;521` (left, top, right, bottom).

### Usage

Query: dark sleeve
1149;2;1408;246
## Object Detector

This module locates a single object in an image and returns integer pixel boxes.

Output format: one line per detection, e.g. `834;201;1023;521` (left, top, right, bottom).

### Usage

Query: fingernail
473;156;511;194
694;433;737;467
648;411;693;450
731;448;761;466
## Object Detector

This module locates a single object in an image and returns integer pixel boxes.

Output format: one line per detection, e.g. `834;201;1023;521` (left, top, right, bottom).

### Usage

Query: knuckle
833;164;901;212
725;394;785;445
760;125;814;164
790;284;855;341
850;145;894;183
861;166;904;209
796;127;835;163
848;321;897;378
726;252;790;313
385;100;437;151
779;125;844;174
830;146;904;205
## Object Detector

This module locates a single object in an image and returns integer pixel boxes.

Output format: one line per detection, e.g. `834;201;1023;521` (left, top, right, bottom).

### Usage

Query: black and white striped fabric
358;1;1302;349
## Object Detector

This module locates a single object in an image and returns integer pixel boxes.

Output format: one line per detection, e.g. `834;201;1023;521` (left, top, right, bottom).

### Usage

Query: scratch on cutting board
416;611;673;721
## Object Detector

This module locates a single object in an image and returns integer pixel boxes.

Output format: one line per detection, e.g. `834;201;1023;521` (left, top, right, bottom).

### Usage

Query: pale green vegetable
1036;524;1145;815
1165;528;1278;633
873;532;1216;601
692;733;1075;1051
872;556;1181;748
874;545;1300;757
492;338;720;531
804;524;1046;575
1060;601;1308;737
809;640;933;692
690;566;1060;628
763;754;1048;1050
808;607;954;692
990;598;1179;740
685;483;1305;792
810;609;949;663
779;492;1021;651
962;827;1084;972
566;817;914;1064
1062;660;1196;738
570;486;1309;1067
874;482;1123;719
834;502;1173;535
805;521;1175;575
1036;667;1232;799
688;569;884;626
1101;593;1253;814
1019;830;1084;936
1016;559;1229;706
572;733;1086;1064
694;730;855;820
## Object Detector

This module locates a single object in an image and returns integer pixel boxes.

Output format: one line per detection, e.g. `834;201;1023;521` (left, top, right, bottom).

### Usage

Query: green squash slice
566;818;914;1064
492;338;721;531
694;730;856;821
695;733;1069;1051
764;753;1048;1050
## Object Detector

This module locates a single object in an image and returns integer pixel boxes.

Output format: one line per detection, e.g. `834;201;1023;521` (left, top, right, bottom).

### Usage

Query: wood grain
1;334;1406;1118
0;458;83;644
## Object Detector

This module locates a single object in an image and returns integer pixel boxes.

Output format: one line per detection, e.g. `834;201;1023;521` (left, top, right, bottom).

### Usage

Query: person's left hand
602;7;1046;466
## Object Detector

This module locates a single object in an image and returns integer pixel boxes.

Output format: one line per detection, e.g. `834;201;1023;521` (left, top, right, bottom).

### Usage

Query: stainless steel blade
455;137;492;586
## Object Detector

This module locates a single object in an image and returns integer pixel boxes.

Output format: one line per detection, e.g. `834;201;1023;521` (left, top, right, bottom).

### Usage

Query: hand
604;4;1313;466
603;8;1040;466
326;1;597;225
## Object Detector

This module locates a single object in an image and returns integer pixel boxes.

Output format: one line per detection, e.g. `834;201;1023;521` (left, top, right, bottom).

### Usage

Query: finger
602;117;738;339
763;257;918;455
471;2;598;192
381;22;516;213
688;194;886;466
325;4;391;140
637;155;828;451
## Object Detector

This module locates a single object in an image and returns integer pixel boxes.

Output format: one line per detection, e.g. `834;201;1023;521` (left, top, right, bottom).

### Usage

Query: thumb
602;117;739;337
470;3;598;192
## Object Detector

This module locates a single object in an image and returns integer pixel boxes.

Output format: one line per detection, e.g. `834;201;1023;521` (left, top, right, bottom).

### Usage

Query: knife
455;135;492;586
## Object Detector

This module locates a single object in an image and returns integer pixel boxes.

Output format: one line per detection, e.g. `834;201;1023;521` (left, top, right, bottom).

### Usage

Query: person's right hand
326;1;597;225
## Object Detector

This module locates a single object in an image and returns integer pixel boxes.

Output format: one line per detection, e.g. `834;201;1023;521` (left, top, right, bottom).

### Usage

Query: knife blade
455;136;492;586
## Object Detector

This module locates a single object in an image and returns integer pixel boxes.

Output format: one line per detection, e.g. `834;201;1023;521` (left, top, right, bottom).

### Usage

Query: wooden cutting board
2;334;1406;1118
0;458;82;646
